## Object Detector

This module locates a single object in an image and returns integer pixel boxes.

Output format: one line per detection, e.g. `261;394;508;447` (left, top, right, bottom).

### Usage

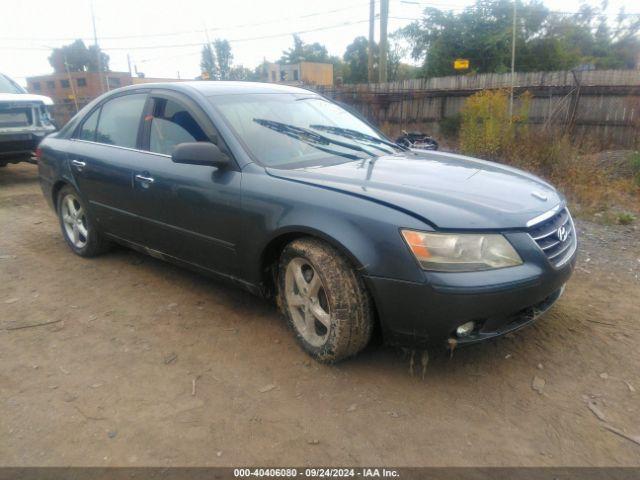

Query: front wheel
278;238;374;363
57;185;109;257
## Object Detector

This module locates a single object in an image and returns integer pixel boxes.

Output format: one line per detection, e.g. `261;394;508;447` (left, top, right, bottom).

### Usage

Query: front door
130;92;243;277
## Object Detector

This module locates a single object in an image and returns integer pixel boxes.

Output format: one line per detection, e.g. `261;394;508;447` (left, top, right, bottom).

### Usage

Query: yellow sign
454;59;469;70
67;94;76;100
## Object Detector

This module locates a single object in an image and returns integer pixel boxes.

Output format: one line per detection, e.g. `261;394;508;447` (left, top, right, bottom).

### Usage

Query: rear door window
77;108;100;141
94;93;147;148
148;98;209;155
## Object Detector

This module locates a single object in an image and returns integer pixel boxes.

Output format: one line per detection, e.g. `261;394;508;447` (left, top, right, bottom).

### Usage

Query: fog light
456;321;475;337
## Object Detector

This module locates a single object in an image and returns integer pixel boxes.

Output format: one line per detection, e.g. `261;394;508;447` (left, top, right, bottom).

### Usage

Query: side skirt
104;232;263;297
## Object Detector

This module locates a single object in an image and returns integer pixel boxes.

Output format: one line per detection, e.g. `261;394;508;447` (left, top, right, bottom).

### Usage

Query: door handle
71;159;86;171
135;174;155;184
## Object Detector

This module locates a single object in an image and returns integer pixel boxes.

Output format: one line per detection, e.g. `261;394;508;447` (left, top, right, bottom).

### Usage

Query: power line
0;2;371;43
135;14;412;65
3;1;633;47
0;17;381;56
96;19;374;51
395;0;640;16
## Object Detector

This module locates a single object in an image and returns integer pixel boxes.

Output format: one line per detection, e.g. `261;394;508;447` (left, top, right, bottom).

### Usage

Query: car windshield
210;93;401;168
0;74;26;94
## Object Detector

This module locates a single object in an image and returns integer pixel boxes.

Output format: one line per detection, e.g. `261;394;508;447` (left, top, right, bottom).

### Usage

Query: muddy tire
278;237;374;363
57;185;109;257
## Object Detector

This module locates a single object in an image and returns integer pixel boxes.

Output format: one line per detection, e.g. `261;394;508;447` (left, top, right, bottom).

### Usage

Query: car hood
265;150;562;229
0;93;54;105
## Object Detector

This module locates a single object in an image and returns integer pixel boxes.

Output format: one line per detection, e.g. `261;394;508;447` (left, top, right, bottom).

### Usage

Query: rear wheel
57;185;109;257
278;238;374;363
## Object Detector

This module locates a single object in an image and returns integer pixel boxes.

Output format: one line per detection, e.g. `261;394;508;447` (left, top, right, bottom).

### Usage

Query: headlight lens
401;230;523;272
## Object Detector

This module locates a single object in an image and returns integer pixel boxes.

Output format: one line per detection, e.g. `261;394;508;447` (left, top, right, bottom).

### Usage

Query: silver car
0;73;56;167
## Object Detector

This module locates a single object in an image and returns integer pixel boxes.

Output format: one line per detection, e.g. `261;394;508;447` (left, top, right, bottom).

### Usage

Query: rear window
94;94;146;148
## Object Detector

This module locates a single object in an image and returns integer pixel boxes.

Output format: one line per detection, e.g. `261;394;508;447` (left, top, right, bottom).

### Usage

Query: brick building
265;62;333;86
25;71;183;126
26;71;132;105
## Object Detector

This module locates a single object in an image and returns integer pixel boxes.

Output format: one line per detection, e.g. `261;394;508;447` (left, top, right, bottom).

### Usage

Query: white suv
0;73;56;167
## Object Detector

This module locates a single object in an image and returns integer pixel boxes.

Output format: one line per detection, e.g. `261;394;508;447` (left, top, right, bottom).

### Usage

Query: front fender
239;168;430;286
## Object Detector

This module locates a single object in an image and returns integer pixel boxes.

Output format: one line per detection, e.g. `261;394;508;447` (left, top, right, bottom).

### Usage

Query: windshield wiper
253;119;376;158
309;125;408;153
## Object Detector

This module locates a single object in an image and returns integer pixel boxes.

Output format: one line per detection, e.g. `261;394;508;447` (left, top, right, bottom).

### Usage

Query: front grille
527;207;576;267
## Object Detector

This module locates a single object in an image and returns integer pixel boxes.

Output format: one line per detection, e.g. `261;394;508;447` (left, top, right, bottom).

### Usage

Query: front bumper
364;249;576;350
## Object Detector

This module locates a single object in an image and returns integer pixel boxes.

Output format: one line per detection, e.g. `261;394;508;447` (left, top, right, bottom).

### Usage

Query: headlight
401;230;522;272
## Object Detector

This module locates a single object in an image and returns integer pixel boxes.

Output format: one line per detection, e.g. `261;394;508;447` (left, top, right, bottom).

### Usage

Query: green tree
328;55;348;84
401;0;640;77
200;40;262;81
342;36;418;83
280;35;330;63
229;65;256;81
253;60;270;82
214;39;233;80
387;36;419;81
49;39;109;73
201;39;237;80
200;44;218;80
343;36;373;83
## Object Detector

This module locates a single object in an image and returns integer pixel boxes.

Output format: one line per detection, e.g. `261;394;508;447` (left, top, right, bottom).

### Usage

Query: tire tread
278;237;373;363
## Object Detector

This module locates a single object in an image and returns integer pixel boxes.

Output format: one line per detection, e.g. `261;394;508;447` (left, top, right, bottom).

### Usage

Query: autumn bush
460;89;530;157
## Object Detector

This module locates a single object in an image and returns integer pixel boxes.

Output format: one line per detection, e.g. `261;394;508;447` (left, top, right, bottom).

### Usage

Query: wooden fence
313;69;640;147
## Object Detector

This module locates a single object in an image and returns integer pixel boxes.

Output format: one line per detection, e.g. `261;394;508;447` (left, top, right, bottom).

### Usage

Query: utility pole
378;0;389;83
203;21;213;80
63;52;79;112
509;0;517;119
127;53;132;78
367;0;375;83
90;0;105;93
203;22;213;50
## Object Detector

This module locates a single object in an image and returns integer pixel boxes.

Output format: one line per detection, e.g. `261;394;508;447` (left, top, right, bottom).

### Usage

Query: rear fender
37;138;83;211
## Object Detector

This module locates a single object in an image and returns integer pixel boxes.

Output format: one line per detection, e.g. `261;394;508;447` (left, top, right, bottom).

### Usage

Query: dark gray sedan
37;81;577;362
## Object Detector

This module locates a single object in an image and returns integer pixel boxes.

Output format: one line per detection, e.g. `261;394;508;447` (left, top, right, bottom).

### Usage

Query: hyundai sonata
37;82;577;362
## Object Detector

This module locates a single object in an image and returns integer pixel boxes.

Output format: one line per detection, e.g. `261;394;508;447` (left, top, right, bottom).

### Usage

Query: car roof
120;81;316;97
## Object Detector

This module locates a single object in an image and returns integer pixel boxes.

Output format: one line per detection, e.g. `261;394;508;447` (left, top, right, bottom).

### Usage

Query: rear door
130;90;243;277
67;92;149;241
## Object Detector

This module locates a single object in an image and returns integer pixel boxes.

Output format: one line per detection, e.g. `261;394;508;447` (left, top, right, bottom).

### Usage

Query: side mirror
171;142;230;168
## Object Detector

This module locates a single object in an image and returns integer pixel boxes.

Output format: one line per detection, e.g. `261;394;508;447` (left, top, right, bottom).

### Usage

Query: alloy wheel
61;193;88;249
284;257;331;347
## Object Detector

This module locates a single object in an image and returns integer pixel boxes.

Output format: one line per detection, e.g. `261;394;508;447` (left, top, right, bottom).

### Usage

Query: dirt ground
1;163;639;467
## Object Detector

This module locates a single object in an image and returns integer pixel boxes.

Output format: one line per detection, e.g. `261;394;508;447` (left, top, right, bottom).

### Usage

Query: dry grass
504;133;639;218
456;90;640;221
374;90;639;222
